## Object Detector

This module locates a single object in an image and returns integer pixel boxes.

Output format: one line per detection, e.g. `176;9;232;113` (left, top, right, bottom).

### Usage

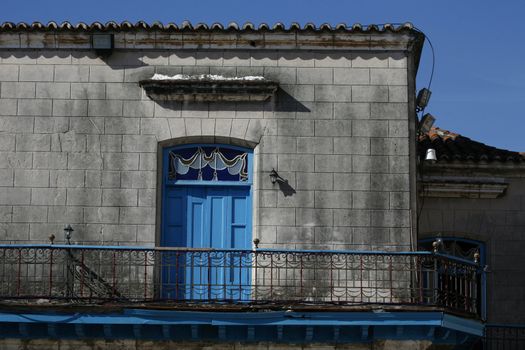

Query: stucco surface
0;43;415;251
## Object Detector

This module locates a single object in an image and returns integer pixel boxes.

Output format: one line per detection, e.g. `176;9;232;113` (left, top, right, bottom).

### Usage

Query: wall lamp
64;224;74;244
416;88;432;111
419;113;435;134
269;169;283;185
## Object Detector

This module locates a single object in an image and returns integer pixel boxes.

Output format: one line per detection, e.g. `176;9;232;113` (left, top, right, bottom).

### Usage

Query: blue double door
161;186;252;301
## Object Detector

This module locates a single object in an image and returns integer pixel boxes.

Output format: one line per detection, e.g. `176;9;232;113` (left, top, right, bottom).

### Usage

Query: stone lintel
139;78;279;102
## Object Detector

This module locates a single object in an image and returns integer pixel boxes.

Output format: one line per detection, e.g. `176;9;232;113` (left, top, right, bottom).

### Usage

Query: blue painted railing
0;245;481;318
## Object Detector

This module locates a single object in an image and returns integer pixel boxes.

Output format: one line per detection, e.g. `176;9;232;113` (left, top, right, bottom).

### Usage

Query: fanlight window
168;146;248;182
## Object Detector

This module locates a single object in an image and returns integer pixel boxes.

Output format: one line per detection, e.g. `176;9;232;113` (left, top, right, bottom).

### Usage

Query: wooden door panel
162;185;251;301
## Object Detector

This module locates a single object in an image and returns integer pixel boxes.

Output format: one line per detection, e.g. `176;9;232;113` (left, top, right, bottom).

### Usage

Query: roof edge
419;127;525;164
0;21;417;33
0;22;423;51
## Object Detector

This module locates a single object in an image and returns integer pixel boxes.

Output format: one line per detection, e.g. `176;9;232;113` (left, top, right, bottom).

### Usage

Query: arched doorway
160;144;253;301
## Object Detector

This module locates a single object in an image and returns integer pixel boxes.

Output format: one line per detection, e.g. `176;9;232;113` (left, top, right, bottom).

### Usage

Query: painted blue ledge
0;309;483;344
442;314;484;337
0;310;483;334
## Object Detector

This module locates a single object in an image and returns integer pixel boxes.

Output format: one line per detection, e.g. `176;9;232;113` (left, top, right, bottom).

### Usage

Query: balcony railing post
473;250;480;315
143;252;148;300
16;248;21;297
416;256;421;304
433;256;438;306
387;256;394;302
175;251;179;300
360;255;364;303
253;250;258;301
270;253;273;299
238;252;242;300
207;253;212;300
49;248;53;298
299;254;303;300
112;251;116;297
329;254;334;302
79;250;85;297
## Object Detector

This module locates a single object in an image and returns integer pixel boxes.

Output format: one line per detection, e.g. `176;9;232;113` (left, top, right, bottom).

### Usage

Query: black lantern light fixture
419;113;436;134
416;88;432;112
269;169;280;185
64;224;74;244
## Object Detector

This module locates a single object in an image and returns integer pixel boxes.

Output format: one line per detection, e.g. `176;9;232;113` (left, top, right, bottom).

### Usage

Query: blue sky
3;0;525;151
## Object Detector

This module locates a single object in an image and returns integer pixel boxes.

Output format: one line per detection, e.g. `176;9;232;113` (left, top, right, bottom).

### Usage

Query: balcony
0;245;482;319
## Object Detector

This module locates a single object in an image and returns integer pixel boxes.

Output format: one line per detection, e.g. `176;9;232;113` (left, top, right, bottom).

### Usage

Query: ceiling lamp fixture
425;148;437;163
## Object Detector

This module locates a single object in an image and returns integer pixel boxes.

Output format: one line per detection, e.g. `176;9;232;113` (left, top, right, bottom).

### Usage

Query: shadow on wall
1;50;400;67
277;178;296;197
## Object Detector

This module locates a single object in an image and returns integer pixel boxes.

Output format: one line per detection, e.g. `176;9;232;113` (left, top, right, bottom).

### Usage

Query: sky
2;0;525;151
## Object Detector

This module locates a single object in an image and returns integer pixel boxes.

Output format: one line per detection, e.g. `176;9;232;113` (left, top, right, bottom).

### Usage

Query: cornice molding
419;176;508;199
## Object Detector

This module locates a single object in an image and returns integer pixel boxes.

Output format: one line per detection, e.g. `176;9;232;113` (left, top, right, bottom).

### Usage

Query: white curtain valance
169;147;248;181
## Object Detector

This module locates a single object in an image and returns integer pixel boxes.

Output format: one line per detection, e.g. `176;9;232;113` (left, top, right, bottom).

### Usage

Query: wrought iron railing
0;245;481;317
483;325;525;350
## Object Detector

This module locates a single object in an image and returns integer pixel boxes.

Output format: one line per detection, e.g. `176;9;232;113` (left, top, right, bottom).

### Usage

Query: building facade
418;127;525;348
0;21;497;349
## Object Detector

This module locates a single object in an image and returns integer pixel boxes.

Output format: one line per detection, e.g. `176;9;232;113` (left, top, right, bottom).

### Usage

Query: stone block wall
0;41;416;250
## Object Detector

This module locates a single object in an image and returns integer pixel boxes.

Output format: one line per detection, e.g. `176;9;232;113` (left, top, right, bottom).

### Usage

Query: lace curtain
168;147;248;182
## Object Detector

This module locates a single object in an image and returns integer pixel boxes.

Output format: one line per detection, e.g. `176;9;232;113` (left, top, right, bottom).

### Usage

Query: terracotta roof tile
418;127;525;163
0;21;416;33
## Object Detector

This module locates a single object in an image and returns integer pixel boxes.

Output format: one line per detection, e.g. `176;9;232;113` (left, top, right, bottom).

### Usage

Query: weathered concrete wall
0;43;415;250
420;173;525;323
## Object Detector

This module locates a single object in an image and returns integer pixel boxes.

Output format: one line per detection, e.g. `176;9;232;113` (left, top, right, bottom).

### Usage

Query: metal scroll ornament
169;147;248;181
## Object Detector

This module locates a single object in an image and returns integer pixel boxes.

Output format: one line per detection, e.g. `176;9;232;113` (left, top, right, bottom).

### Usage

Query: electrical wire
413;25;436;94
411;26;435;238
358;23;435;98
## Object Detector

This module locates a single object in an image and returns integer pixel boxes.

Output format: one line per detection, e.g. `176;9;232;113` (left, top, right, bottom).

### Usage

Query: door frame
159;143;254;247
157;143;254;300
157;143;254;246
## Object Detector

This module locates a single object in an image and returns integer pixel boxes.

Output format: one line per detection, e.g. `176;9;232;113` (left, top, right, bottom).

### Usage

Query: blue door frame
160;144;253;301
